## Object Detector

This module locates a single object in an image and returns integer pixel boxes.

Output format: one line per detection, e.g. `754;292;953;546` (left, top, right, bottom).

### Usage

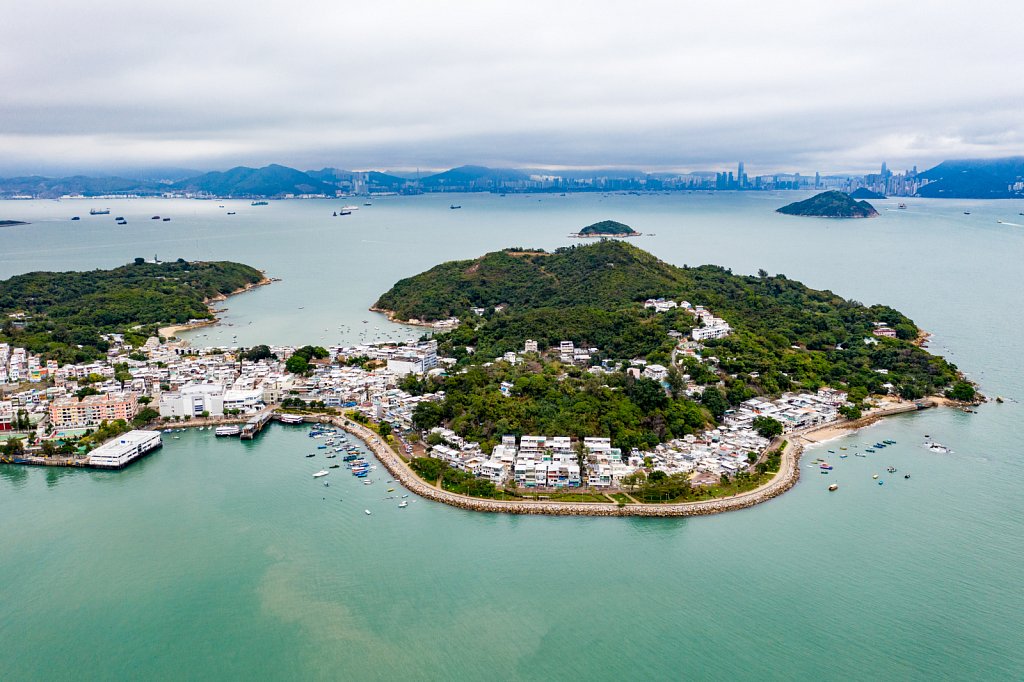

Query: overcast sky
1;1;1021;175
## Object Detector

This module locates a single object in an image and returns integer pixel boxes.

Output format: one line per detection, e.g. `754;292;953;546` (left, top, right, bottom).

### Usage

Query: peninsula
0;220;28;227
0;259;267;363
777;191;879;218
574;219;639;237
365;241;965;510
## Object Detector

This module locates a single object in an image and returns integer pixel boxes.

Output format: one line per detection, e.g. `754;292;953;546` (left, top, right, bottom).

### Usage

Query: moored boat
313;470;329;478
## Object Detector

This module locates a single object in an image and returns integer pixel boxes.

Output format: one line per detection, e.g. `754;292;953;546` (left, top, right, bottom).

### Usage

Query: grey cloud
1;0;1021;175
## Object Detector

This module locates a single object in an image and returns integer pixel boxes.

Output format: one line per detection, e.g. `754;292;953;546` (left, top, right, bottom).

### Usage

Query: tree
700;387;729;420
285;355;309;375
378;421;392;437
666;365;685;398
243;345;275;361
947;382;976;402
838;405;861;420
752;416;783;439
2;437;25;458
76;386;100;400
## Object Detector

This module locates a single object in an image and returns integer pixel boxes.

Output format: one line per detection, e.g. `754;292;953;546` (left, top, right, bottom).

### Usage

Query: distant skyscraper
881;162;889;178
815;171;821;189
737;162;745;188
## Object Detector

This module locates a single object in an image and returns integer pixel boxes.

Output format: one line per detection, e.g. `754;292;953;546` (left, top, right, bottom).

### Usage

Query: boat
116;220;127;225
89;208;110;215
450;204;462;209
898;203;907;209
339;210;352;216
399;500;408;508
878;480;884;485
215;425;241;436
341;205;359;211
114;216;124;221
330;464;340;468
996;396;1004;403
964;211;971;215
365;509;372;515
278;414;304;424
865;448;876;453
313;470;329;478
151;216;160;220
305;453;316;458
904;473;911;479
872;474;879;479
828;484;838;491
71;216;80;220
387;487;395;492
820;463;833;470
162;217;171;221
251;201;269;206
363;202;372;206
324;481;329;487
926;442;950;454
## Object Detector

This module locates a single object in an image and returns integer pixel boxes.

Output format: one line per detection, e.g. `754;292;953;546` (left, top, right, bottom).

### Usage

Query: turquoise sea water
1;194;1023;679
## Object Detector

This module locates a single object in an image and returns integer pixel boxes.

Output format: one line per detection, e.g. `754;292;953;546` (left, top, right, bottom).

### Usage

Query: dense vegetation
378;241;959;401
776;191;878;218
578;219;637;236
0;260;264;363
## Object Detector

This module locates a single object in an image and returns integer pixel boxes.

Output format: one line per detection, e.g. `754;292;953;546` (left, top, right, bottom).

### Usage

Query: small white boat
313;470;329;478
364;509;372;515
399;500;408;508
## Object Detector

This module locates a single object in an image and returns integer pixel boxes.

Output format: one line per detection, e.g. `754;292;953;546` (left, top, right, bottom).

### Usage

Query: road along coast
324;399;936;517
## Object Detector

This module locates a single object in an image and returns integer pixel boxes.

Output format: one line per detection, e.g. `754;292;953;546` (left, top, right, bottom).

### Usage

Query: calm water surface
1;194;1022;679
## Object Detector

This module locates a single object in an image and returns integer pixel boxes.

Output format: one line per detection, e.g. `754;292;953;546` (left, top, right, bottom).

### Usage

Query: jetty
240;410;273;439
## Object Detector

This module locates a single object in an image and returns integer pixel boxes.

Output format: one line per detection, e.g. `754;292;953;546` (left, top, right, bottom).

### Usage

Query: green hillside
578;220;638;236
377;240;959;399
777;191;878;218
0;260;265;363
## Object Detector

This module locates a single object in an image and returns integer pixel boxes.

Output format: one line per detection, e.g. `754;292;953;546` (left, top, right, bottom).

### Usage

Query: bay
1;193;1022;679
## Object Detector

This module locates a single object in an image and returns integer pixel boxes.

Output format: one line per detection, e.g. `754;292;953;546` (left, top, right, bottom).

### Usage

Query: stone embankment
326;417;802;518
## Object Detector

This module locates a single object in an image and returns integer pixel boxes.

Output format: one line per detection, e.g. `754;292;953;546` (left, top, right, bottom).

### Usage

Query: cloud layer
2;1;1021;174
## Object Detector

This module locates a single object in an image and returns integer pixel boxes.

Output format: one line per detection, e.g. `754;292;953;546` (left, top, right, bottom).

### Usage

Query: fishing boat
339;210;352;216
89;208;110;215
313;470;329;478
71;216;80;220
151;216;160;220
227;211;236;215
865;448;876;453
305;453;316;458
162;217;170;222
329;464;340;469
828;484;838;491
450;204;462;209
904;473;911;479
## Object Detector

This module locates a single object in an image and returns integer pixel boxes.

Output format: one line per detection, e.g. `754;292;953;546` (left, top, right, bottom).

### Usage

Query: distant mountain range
917;157;1024;198
2;158;1022;199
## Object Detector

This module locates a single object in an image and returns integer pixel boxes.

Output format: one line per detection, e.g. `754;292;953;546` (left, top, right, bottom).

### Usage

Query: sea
1;193;1022;680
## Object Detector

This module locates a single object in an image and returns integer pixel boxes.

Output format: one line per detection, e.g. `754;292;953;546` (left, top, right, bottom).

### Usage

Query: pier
240;410;273;439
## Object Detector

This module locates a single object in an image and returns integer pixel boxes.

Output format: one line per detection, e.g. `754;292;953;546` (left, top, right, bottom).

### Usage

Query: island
849;188;886;199
365;240;966;512
776;191;879;218
0;259;268;363
574;219;639;237
0;220;28;227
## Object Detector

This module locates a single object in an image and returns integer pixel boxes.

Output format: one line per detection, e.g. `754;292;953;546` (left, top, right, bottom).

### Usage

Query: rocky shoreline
159;274;276;339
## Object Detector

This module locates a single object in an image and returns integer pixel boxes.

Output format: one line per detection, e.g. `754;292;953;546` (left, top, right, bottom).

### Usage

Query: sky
1;1;1022;176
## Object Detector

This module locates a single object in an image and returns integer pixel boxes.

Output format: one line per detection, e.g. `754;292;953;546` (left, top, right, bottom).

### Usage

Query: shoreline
367;306;454;329
159;275;276;339
327;398;937;517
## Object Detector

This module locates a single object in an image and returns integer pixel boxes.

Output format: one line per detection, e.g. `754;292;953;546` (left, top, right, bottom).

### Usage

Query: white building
88;430;162;469
158;383;225;418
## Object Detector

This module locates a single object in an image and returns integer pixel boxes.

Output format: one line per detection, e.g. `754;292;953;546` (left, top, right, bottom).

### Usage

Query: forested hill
377;241;960;398
0;260;264;363
776;191;878;218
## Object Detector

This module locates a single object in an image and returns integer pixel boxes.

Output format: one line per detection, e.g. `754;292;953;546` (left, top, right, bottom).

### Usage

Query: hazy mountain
172;164;336;196
917;157;1024;198
420;165;529;189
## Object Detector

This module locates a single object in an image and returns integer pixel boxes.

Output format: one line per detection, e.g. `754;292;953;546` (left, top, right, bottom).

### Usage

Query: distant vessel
278;414;304;425
116;220;127;225
71;216;80;220
251;201;269;206
162;217;171;222
364;509;372;515
215;425;241;436
227;211;236;215
151;216;160;220
925;442;950;454
450;204;462;209
339;210;352;216
89;208;110;215
828;484;838;491
313;470;329;478
341;205;359;211
399;500;408;508
363;202;372;206
964;211;971;215
898;203;907;209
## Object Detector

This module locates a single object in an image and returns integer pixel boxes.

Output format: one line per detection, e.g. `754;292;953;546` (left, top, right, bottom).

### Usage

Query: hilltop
172;164;335;197
375;240;958;399
0;260;265;363
577;220;638;237
850;187;886;199
777;191;878;218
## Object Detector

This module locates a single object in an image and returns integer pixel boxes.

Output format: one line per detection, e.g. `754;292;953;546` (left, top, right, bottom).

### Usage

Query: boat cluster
304;425;409;512
815;439;911;491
